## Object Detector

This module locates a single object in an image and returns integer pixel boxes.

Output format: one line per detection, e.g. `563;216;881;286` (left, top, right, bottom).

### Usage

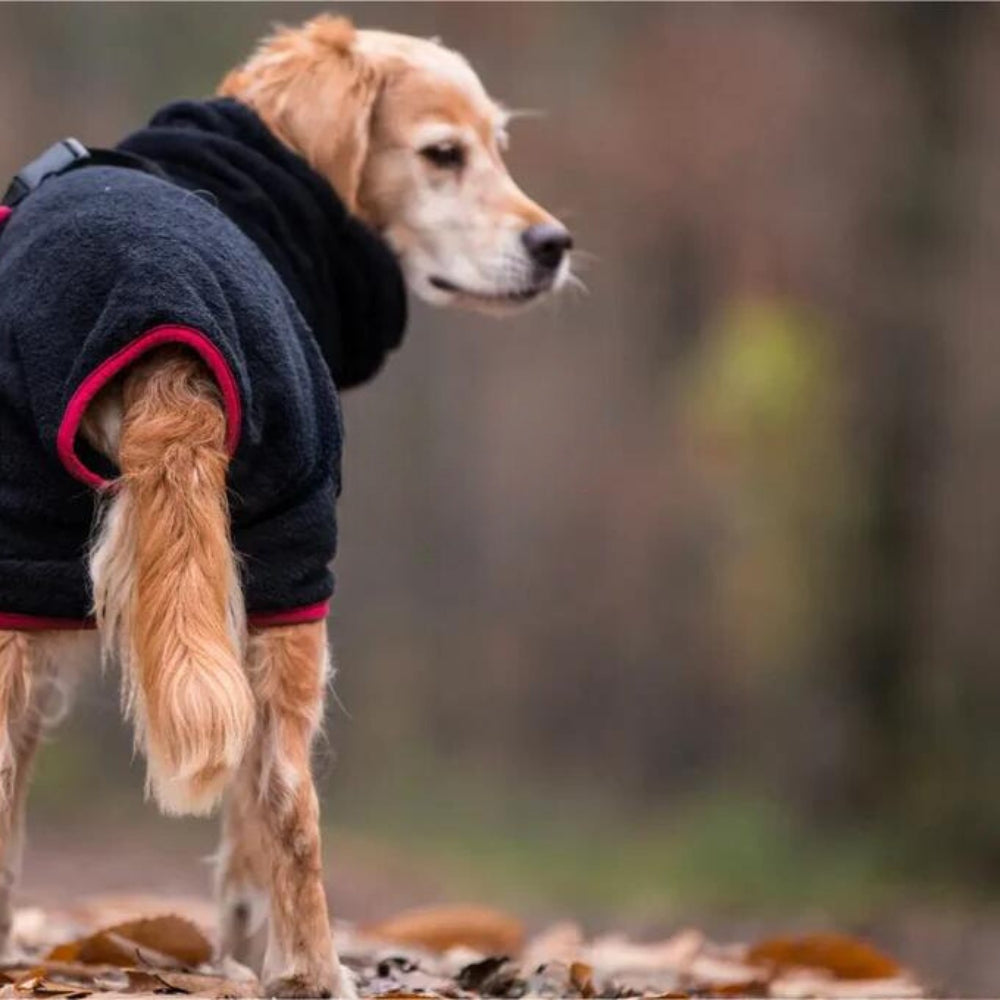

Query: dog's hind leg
88;347;254;817
0;631;88;955
216;621;352;999
0;630;35;956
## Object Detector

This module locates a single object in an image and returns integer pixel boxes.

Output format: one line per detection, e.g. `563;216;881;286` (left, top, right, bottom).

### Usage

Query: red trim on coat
248;600;330;628
1;600;330;631
0;206;11;228
21;328;324;631
0;611;96;631
56;324;243;489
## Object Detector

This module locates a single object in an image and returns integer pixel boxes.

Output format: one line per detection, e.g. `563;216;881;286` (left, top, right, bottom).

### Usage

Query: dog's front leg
218;621;353;999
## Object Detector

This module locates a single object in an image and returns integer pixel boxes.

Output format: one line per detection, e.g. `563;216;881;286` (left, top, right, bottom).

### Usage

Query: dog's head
220;15;572;313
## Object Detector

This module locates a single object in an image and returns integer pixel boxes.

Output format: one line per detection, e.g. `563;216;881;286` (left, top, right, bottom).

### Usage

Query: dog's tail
89;348;254;816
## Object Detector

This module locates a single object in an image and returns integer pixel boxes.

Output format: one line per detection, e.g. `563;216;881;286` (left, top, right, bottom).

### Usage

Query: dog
0;14;571;998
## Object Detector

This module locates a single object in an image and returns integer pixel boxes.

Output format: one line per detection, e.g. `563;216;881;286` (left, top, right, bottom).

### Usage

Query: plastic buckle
2;138;90;208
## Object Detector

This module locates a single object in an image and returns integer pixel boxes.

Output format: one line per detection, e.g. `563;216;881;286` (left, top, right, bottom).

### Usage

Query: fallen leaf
367;905;525;957
11;972;91;999
0;962;125;994
122;970;186;995
703;979;770;997
47;917;212;970
130;970;260;998
747;934;901;981
569;960;595;998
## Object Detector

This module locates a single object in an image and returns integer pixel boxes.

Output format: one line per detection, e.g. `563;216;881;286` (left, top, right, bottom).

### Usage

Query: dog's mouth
428;275;548;305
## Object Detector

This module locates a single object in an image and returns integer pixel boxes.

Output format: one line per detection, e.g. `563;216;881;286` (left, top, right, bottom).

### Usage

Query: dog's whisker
564;271;590;297
565;260;595;279
504;107;546;122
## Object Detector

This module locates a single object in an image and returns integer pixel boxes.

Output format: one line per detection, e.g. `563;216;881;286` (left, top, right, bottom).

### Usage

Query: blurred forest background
3;1;1000;992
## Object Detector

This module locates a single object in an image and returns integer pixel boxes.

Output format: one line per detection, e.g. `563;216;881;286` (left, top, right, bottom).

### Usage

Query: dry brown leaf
747;934;901;981
11;971;91;999
127;970;259;999
366;904;524;956
122;970;185;995
569;960;595;998
702;979;770;997
3;963;121;988
47;916;212;970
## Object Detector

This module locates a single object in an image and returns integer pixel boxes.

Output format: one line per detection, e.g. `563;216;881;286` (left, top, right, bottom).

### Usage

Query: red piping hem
0;600;330;631
0;612;96;631
56;324;243;489
248;600;330;628
0;206;11;228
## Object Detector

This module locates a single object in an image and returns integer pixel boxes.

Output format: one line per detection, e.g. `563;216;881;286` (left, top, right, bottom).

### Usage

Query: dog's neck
118;99;407;390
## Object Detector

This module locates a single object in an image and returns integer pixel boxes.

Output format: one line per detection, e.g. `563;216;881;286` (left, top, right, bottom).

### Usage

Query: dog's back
0;160;349;813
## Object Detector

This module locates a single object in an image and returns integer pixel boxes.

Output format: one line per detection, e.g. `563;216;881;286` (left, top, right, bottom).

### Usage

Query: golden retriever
222;16;573;310
0;13;570;999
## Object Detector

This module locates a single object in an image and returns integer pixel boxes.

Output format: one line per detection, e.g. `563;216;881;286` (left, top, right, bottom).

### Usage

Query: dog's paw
264;963;356;999
263;973;332;998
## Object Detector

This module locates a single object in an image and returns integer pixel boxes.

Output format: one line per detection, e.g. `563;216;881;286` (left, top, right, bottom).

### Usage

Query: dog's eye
420;142;466;170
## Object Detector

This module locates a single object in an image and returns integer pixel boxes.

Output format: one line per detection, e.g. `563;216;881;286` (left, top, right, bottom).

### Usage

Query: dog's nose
522;222;573;271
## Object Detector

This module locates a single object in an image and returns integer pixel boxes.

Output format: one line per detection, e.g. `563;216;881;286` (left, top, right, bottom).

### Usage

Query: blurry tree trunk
843;4;967;816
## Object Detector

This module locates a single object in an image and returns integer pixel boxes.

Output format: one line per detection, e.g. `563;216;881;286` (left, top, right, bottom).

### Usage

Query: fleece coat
0;99;407;628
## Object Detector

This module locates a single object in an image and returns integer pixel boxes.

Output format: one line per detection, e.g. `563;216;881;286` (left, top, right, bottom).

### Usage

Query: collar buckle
2;138;90;208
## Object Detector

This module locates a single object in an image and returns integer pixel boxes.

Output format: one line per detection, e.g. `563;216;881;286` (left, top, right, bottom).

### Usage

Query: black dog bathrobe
0;100;407;629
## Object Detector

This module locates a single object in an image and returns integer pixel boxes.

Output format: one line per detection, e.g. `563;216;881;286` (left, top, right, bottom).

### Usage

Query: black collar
118;98;407;390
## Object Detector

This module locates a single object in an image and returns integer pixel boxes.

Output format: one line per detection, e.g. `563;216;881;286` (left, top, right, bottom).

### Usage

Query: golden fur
219;17;378;212
90;349;253;816
218;622;342;996
0;14;568;996
221;16;571;310
0;632;90;952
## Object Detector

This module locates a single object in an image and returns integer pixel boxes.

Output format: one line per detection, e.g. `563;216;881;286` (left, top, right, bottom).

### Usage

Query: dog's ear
219;15;381;212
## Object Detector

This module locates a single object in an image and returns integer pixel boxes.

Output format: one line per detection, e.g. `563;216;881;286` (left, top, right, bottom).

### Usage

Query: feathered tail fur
88;348;254;815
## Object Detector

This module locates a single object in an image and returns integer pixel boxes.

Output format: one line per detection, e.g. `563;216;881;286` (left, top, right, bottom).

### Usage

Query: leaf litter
0;899;924;998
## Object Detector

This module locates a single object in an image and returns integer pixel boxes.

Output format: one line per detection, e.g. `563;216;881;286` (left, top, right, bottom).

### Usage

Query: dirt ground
16;822;1000;996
